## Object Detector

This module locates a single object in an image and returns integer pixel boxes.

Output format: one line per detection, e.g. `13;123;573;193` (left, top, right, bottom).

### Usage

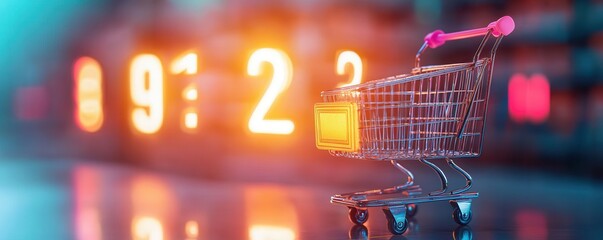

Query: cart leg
446;158;473;194
383;205;408;235
450;199;473;225
390;160;414;189
336;161;421;200
420;159;448;195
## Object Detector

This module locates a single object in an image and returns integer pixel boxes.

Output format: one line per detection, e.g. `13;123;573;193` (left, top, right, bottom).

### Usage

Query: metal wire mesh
321;59;493;160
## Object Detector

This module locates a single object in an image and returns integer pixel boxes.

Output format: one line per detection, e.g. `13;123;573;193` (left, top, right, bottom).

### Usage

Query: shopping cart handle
424;16;515;48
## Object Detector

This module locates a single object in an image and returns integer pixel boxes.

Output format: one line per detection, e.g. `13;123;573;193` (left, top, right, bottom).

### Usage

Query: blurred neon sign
247;48;295;135
508;73;550;124
130;54;164;134
74;48;365;135
74;57;104;132
336;50;363;87
171;52;199;131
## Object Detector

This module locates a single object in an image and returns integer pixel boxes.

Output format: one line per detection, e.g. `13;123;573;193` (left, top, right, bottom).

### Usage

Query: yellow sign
314;102;359;152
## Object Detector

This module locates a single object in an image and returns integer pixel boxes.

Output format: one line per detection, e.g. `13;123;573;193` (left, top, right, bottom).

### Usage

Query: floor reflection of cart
314;16;514;235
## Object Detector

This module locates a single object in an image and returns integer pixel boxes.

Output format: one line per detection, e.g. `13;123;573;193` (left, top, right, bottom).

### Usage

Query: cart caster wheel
406;204;417;218
386;216;408;235
452;207;472;225
349;207;369;225
349;224;369;239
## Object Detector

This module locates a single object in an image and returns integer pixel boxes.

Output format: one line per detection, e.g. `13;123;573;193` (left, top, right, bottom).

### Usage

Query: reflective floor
0;158;601;240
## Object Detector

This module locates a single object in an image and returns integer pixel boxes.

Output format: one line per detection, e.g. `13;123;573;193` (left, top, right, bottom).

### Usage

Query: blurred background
1;0;603;239
2;0;603;180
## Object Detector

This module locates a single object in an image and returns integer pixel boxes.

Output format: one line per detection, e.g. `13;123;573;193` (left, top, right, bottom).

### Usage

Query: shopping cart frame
315;16;514;235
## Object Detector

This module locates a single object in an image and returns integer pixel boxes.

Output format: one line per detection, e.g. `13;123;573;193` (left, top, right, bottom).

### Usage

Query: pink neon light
527;74;550;123
508;73;550;124
508;74;526;122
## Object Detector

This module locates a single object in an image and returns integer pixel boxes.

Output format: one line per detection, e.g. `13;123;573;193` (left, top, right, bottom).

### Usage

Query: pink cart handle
424;16;515;48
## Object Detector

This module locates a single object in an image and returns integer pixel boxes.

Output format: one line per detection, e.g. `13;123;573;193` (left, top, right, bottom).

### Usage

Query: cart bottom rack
329;158;478;235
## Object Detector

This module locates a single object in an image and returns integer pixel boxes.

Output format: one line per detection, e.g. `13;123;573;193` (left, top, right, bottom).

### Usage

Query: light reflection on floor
0;158;601;239
245;186;298;240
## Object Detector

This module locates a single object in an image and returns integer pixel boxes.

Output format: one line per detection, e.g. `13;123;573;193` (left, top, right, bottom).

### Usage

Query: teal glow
414;0;442;26
0;0;107;123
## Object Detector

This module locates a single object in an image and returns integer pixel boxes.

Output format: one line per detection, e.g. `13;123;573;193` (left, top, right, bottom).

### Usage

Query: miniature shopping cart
314;16;514;235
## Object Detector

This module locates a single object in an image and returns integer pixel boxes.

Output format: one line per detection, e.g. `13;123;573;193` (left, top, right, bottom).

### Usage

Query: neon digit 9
130;54;164;134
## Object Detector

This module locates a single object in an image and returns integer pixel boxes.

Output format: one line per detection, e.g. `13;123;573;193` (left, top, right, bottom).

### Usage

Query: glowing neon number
171;52;199;131
182;84;198;101
247;48;294;135
170;52;198;74
508;73;550;124
132;216;164;240
74;57;104;132
336;50;363;87
183;107;198;129
130;54;164;134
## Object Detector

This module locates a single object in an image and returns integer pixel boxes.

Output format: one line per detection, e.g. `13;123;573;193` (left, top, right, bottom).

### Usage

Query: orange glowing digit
171;52;199;131
336;50;363;87
247;48;294;135
183;107;198;129
130;54;164;134
170;52;197;74
182;84;198;101
74;57;104;132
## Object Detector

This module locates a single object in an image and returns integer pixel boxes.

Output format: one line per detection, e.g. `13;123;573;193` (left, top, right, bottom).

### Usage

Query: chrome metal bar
476;36;503;155
335;185;422;200
331;192;479;208
458;34;501;140
391;160;414;188
414;41;429;69
490;36;503;59
472;31;491;63
420;159;448;195
446;158;473;194
333;161;422;200
455;62;487;138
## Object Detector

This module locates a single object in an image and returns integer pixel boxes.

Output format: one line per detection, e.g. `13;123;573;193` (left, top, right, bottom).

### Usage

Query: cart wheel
349;207;369;225
386;216;408;235
406;204;418;218
452;207;472;225
349;224;369;239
